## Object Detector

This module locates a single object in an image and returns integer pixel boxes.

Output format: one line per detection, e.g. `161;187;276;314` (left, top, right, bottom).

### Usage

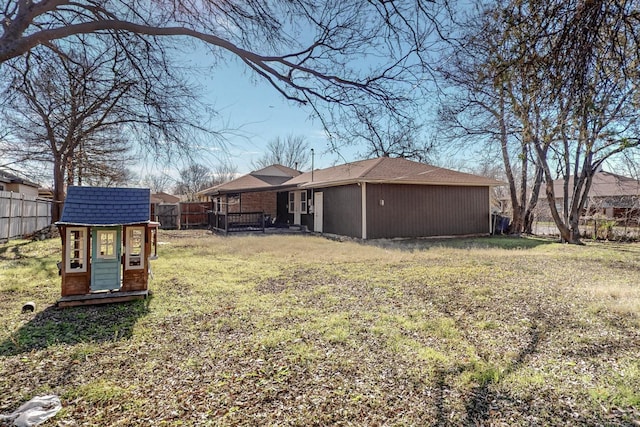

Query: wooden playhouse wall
59;224;152;297
59;225;91;297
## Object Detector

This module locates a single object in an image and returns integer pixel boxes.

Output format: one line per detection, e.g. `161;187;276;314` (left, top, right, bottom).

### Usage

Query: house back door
314;192;323;233
91;227;122;292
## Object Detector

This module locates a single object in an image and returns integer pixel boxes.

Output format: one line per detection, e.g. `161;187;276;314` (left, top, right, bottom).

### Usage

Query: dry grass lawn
1;231;639;426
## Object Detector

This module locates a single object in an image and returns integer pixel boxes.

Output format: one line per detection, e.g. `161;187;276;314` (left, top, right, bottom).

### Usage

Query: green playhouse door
91;227;122;291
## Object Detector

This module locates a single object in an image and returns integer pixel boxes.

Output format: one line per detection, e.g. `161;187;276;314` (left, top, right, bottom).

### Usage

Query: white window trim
289;191;309;214
66;227;87;273
300;191;307;213
96;230;117;260
288;192;296;214
125;226;145;270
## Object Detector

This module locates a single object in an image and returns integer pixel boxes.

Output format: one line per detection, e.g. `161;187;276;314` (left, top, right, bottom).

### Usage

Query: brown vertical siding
322;184;362;238
180;202;210;227
366;184;490;239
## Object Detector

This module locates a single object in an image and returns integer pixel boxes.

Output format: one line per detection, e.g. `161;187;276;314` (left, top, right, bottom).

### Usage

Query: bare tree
437;3;546;235
174;163;217;201
513;0;640;243
2;43;208;221
142;173;174;194
0;1;452;142
252;135;310;170
439;0;640;243
210;162;238;186
348;108;433;162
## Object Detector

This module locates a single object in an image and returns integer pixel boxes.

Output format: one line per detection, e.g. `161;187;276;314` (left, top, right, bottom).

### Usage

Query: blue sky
178;55;361;175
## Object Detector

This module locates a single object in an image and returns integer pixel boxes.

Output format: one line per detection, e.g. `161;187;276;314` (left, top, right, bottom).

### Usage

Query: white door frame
289;191;304;225
314;192;323;233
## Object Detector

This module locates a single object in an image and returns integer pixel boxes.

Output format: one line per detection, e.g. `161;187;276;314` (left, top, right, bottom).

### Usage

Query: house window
125;227;145;269
300;191;307;213
289;192;296;213
97;230;117;259
289;191;308;214
0;184;4;191
66;227;87;272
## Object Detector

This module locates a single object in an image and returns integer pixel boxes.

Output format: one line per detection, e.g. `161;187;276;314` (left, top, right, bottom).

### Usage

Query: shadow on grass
0;239;60;278
0;240;34;261
432;315;545;426
0;298;151;356
367;235;557;252
463;318;543;426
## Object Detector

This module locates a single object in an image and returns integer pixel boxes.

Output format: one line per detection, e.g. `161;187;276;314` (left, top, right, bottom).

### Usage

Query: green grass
1;231;639;425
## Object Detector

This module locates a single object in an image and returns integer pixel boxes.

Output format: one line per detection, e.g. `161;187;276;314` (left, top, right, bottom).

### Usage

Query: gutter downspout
488;187;493;234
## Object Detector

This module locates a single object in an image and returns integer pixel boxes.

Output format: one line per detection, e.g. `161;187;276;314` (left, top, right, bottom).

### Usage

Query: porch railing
209;211;266;233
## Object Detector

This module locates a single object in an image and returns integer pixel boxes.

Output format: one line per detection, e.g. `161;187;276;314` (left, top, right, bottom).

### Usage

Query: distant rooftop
151;192;181;204
551;171;640;198
0;170;39;188
200;164;301;195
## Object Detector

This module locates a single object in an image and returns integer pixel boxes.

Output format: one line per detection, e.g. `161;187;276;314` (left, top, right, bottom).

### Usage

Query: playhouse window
125;227;145;269
97;230;117;259
66;227;87;272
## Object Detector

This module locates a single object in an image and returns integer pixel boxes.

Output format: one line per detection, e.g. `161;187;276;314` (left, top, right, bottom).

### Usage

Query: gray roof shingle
58;186;151;226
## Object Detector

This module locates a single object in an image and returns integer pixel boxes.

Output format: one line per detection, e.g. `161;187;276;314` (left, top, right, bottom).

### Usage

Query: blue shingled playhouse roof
57;186;151;226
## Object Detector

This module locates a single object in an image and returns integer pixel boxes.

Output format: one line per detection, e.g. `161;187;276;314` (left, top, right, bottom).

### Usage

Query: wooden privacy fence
0;191;52;242
180;202;210;228
151;201;210;229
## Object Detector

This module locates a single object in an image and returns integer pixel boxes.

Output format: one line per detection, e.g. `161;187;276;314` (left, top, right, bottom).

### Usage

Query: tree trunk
546;185;577;243
497;90;525;235
523;163;544;234
535;143;582;244
52;158;66;223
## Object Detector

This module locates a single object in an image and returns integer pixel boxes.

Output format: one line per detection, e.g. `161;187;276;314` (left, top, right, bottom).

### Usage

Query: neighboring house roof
0;170;39;188
38;188;54;199
57;186;151;226
151;191;181;204
551;171;640;198
202;164;301;195
288;157;504;188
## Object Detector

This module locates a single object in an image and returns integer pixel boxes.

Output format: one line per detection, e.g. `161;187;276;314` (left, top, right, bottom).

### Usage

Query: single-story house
201;165;301;230
55;186;159;307
0;170;40;198
204;157;503;239
286;157;503;239
541;171;640;223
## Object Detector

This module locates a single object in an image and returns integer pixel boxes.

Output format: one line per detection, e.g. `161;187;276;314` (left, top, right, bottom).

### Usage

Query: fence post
20;193;25;238
35;199;40;231
7;192;13;240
